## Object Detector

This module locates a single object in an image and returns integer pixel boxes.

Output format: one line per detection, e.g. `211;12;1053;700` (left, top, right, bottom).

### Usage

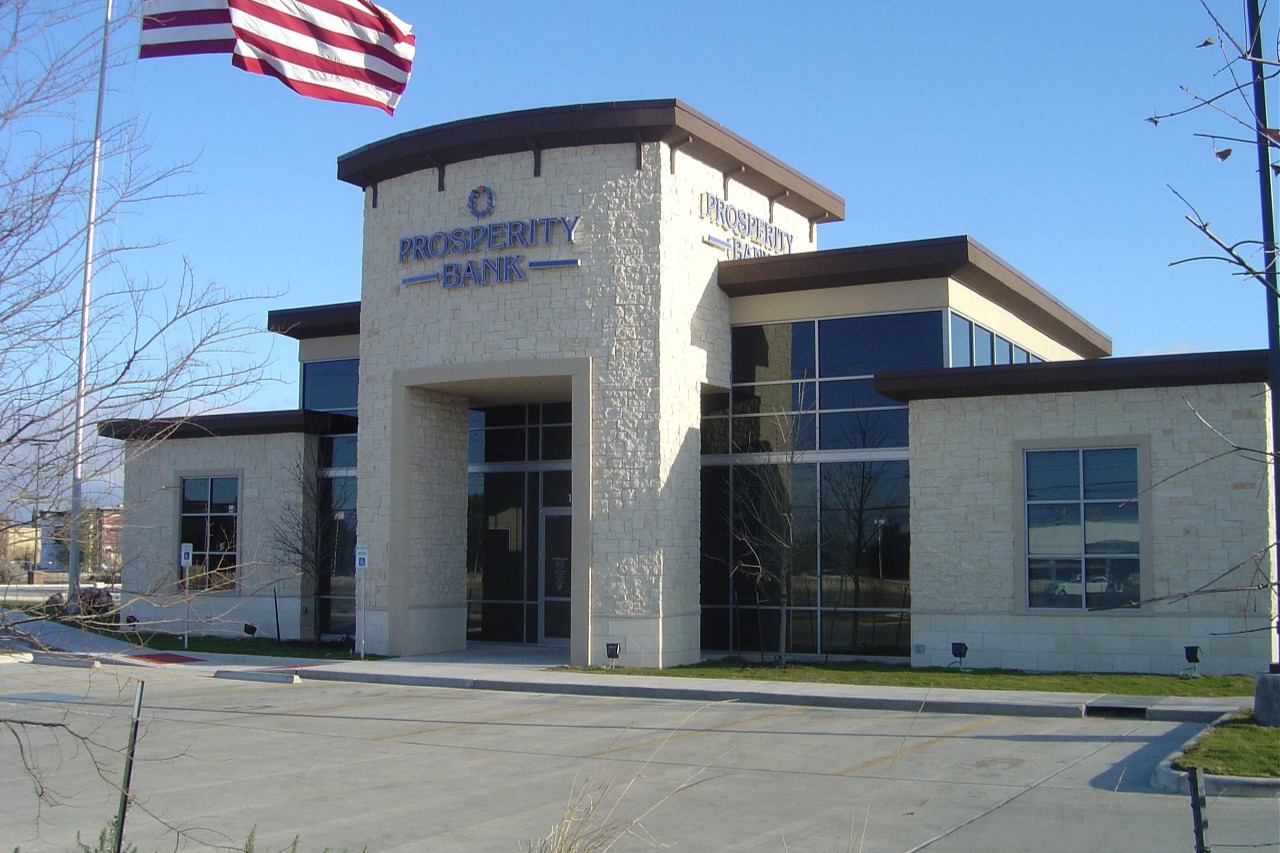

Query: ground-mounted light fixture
605;642;621;668
1181;645;1202;679
243;623;259;637
949;642;969;670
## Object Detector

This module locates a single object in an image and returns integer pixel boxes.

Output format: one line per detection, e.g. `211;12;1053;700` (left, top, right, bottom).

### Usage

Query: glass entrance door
540;509;571;644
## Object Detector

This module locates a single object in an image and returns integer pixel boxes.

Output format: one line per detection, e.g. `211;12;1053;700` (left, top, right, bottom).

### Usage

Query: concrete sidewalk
1;608;1251;723
3;608;1272;797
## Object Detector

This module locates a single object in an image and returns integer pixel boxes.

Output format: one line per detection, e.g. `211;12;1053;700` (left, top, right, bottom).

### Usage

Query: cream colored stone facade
356;140;815;666
117;432;314;640
909;383;1279;674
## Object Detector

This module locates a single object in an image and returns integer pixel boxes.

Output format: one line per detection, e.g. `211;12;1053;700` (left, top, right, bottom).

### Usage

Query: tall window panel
1026;447;1140;610
180;476;238;590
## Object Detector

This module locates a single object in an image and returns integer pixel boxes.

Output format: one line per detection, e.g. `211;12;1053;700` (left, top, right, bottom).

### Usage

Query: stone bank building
103;100;1279;675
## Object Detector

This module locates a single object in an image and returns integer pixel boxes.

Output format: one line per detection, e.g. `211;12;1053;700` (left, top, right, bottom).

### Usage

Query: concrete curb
214;669;302;684
30;652;100;669
294;669;1087;719
1149;711;1280;798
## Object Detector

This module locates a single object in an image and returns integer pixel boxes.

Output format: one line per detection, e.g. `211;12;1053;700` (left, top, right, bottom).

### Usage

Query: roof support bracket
633;131;644;170
528;137;542;177
724;164;746;199
421;152;445;192
808;212;830;243
369;181;379;209
768;189;789;223
669;135;693;174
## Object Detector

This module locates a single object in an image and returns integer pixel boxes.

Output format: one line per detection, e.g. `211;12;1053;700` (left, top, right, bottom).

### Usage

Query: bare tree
1148;1;1280;644
0;0;269;599
268;448;325;643
729;400;816;667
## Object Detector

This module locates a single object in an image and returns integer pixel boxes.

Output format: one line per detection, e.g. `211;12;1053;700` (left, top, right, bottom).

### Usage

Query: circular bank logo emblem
467;185;494;219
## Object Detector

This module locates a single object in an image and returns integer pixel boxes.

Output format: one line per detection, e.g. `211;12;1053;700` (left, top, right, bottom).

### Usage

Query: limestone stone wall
909;382;1278;674
355;135;821;665
118;432;312;640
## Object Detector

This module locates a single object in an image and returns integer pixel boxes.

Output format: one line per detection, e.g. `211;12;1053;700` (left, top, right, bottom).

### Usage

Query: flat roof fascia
268;301;360;340
98;410;358;441
717;235;1112;359
875;349;1268;402
336;99;844;224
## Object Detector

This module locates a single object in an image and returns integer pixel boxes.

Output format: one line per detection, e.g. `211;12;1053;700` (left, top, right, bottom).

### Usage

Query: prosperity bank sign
397;186;582;288
700;191;794;259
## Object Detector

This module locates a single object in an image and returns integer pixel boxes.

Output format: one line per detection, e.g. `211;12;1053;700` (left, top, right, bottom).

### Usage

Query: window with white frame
1025;447;1140;610
180;476;238;590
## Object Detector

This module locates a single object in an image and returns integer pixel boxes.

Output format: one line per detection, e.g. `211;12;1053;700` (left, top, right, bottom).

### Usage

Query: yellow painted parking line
837;716;1004;776
586;706;804;758
370;696;629;741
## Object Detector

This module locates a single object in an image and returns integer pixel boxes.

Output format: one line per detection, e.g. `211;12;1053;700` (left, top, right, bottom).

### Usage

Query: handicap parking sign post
354;545;368;659
179;543;193;649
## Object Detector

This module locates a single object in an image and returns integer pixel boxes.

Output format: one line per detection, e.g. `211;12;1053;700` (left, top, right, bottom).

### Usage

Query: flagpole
1246;0;1280;661
68;0;115;611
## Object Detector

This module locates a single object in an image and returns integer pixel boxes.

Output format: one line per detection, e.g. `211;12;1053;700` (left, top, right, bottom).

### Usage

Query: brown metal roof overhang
98;410;357;441
875;349;1268;402
718;235;1113;360
336;99;844;224
267;301;360;340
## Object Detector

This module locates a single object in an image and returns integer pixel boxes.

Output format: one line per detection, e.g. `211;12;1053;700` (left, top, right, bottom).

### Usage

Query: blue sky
99;1;1279;412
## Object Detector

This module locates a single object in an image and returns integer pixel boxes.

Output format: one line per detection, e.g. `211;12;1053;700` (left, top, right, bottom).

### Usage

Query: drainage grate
1084;695;1158;719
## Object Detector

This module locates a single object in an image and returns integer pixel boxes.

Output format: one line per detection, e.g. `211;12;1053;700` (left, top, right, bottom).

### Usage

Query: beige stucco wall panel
729;278;947;327
298;334;360;364
948;280;1086;362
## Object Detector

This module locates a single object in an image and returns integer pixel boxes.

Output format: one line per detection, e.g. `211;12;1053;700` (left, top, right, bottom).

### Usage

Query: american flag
139;0;415;115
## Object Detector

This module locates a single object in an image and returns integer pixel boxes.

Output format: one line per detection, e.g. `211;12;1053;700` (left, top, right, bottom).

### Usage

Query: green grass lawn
1174;713;1280;778
125;632;370;660
581;656;1256;698
1;602;370;660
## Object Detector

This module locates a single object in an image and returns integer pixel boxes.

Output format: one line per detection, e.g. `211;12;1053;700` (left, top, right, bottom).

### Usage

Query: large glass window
318;476;357;636
302;358;358;416
466;403;573;644
300;358;358;633
948;312;1040;367
1026;447;1140;610
702;313;936;657
180;476;238;590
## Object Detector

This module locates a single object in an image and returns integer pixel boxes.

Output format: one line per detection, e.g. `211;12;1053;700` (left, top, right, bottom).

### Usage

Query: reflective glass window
820;379;898;411
542;402;571;424
541;425;571;461
1026;450;1079;501
302;359;358;415
817;312;944;377
701;418;730;455
702;392;730;417
972;326;994;366
994;337;1013;365
950;313;973;367
1083;448;1138;500
732;322;816;383
180;476;238;590
322;435;357;469
820;410;909;449
1025;448;1139;611
731;413;816;453
732;382;814;415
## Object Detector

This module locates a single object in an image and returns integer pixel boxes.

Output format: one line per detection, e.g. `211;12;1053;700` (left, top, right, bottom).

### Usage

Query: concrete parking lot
2;660;1277;853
